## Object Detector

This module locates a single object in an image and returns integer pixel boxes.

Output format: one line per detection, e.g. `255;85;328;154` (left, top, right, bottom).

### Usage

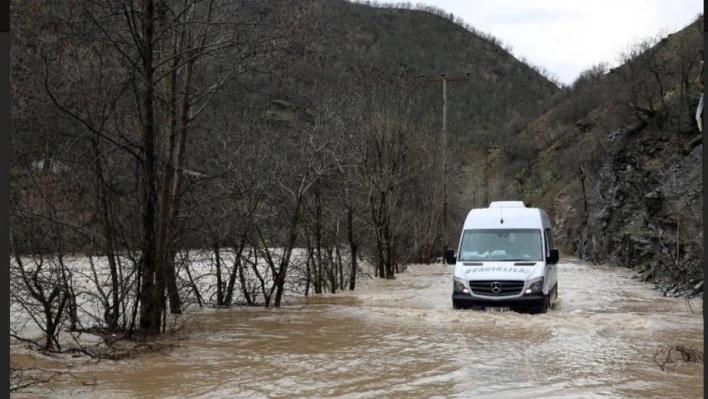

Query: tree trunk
347;206;358;291
155;40;180;318
237;257;253;305
163;55;195;315
383;222;394;279
250;245;270;307
336;240;344;291
369;193;384;278
138;0;159;334
304;237;313;296
327;246;336;294
184;257;203;308
92;138;120;330
484;147;490;206
273;197;303;307
214;243;223;306
225;236;247;305
43;287;68;351
55;249;78;332
314;192;323;294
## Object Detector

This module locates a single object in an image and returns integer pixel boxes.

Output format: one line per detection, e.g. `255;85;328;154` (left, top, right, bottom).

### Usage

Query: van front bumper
452;292;543;309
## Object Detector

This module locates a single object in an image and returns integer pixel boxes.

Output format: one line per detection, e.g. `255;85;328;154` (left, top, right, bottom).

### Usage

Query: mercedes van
446;201;559;313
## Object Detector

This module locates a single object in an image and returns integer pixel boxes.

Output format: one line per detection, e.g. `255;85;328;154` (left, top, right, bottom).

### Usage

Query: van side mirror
547;249;559;265
445;249;456;265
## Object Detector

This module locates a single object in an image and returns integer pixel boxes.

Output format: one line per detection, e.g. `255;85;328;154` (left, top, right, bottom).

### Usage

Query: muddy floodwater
15;259;704;398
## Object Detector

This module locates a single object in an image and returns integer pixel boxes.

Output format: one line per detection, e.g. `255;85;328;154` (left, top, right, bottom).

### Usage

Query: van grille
469;280;525;297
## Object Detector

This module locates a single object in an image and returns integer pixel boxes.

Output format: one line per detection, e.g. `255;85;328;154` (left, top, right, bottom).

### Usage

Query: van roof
488;201;526;208
463;206;547;230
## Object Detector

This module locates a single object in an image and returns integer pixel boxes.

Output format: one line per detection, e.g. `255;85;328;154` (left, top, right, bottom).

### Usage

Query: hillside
495;17;704;296
278;0;560;139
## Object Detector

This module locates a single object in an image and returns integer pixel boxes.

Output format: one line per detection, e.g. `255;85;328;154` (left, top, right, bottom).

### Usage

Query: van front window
458;229;543;262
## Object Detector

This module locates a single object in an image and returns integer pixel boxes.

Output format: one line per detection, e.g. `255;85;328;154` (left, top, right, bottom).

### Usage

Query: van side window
544;228;555;254
543;230;549;255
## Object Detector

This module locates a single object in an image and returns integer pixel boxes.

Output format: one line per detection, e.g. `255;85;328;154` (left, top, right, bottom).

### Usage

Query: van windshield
458;229;543;262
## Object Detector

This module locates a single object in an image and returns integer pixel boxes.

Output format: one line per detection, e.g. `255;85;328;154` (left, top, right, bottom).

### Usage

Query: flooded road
16;259;704;398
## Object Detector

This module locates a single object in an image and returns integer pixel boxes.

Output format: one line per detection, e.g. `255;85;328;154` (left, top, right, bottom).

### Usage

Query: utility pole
484;146;490;206
423;73;469;264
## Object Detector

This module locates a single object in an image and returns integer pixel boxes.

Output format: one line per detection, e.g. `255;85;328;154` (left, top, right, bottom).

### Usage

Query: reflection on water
11;260;704;398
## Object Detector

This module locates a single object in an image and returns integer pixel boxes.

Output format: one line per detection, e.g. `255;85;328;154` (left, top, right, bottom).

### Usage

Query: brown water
12;259;704;398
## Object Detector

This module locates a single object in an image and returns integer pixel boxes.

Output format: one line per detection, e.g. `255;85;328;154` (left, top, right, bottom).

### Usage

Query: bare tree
16;0;315;334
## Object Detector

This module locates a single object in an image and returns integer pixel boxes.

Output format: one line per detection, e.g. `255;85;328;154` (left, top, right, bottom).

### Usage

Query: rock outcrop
578;119;703;297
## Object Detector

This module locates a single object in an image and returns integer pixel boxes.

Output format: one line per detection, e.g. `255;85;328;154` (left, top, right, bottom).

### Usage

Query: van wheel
532;294;551;314
452;299;464;310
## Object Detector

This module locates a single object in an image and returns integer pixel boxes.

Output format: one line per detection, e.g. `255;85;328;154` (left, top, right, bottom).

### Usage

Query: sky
411;0;703;85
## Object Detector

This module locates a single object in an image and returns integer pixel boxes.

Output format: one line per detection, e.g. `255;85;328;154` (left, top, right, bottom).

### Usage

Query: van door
544;228;558;295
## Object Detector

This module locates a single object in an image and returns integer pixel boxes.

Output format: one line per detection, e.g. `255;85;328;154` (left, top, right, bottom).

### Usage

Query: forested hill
299;0;560;130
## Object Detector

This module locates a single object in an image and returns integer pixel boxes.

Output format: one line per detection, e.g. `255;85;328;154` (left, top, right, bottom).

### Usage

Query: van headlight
453;277;468;293
525;277;544;294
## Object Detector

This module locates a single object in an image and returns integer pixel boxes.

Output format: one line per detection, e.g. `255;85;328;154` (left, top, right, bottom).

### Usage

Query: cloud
483;8;581;25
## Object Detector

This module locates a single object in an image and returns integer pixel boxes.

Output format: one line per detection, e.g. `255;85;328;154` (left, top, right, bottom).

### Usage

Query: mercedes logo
490;282;502;294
